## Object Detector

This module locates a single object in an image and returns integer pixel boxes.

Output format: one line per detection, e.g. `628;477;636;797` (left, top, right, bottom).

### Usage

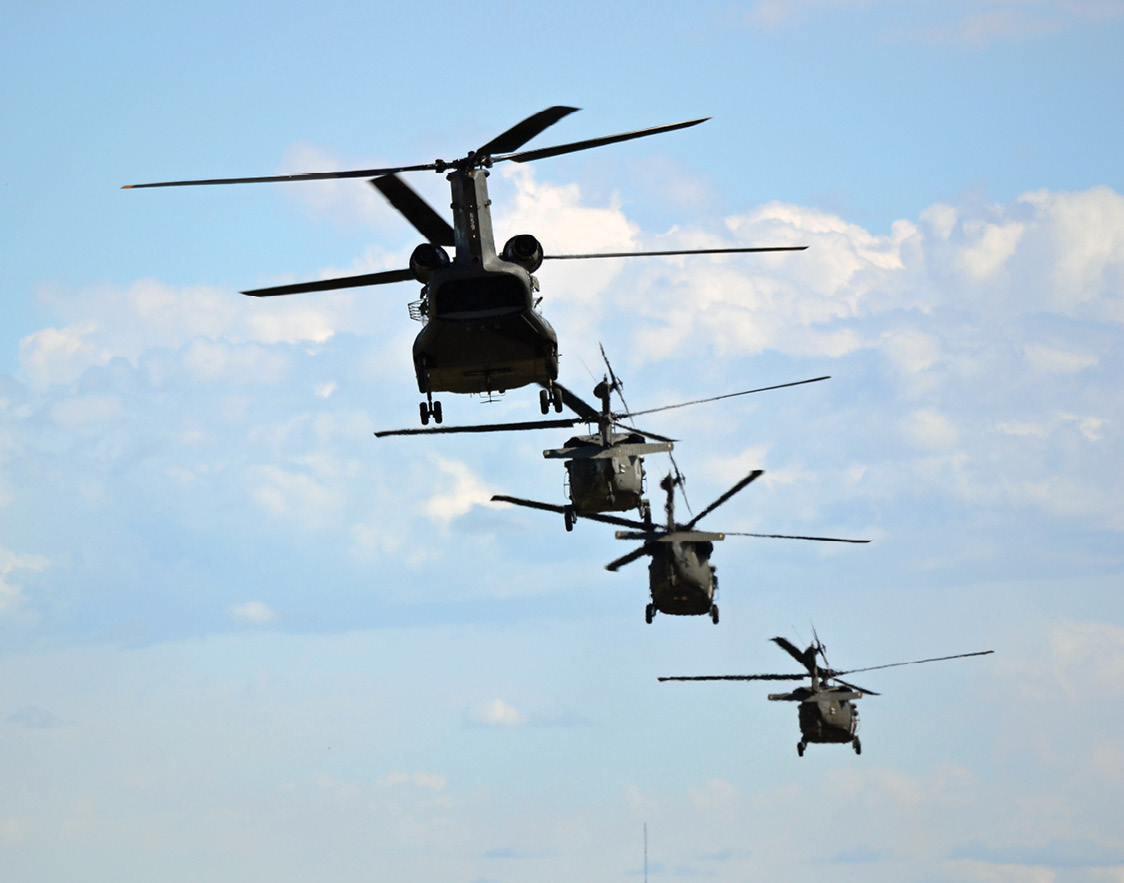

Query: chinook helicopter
660;634;994;755
124;107;805;425
377;346;829;529
494;470;868;623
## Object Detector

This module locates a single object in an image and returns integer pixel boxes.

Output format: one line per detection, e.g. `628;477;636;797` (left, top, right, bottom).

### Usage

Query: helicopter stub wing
543;441;673;460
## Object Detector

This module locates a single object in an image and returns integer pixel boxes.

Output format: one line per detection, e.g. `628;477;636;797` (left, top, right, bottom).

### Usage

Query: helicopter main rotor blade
241;268;414;297
543;245;807;260
605;544;653;572
772;636;816;671
375;418;578;438
725;531;870;543
496;117;710;165
610;422;677;444
123;162;440;190
683;469;764;531
475;106;580;157
658;674;808;682
543;381;602;423
621;376;831;420
490;495;648;530
832;677;879;696
371;175;455;247
831;650;995;679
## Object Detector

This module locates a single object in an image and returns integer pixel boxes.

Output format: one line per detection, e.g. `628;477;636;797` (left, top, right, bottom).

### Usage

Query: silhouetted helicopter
124;107;805;425
378;347;829;529
494;470;868;623
660;634;994;754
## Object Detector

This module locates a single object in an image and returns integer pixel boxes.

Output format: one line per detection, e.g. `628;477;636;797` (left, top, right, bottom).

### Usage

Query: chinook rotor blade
622;376;831;419
123;161;441;189
475;106;580;156
241;268;414;297
831;650;995;679
544;245;807;260
726;531;870;543
375;418;578;438
497;117;710;165
605;543;654;572
658;674;808;682
371;175;455;247
683;469;764;531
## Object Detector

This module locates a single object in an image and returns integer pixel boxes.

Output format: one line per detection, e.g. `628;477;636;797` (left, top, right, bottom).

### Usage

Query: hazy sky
3;1;1123;881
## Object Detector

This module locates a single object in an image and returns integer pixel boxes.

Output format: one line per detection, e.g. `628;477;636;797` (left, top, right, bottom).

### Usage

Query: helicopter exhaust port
502;234;544;273
409;243;451;282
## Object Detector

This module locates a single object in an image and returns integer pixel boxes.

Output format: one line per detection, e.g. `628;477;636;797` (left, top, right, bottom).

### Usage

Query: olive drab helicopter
495;469;869;623
659;634;994;755
124;107;806;425
376;345;830;529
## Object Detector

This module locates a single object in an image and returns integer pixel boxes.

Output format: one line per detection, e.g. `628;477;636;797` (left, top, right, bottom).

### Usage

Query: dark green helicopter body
661;636;994;755
407;168;559;412
494;468;869;624
124;106;806;426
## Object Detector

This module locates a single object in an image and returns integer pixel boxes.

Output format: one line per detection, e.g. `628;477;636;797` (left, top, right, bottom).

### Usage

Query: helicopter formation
125;106;993;756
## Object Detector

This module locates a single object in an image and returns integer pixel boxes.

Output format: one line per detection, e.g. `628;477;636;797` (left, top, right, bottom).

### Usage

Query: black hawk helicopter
660;634;994;755
377;345;829;530
124;107;805;425
494;470;868;623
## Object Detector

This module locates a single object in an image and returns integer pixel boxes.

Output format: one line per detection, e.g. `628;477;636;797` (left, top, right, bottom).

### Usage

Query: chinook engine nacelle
409;243;451;282
501;234;544;273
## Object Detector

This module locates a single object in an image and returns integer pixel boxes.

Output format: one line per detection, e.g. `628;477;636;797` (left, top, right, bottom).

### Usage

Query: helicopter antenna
667;450;693;516
599;343;632;415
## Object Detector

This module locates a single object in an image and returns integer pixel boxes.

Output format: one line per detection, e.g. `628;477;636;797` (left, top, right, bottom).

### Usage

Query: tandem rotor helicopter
494;469;869;624
124;107;805;426
660;634;994;754
377;345;829;530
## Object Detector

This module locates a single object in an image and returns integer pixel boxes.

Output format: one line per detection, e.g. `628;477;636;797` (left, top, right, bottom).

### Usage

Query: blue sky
3;1;1124;880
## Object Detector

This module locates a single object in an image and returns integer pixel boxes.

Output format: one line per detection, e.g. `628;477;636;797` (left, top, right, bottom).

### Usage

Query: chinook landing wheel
419;401;430;426
539;388;550;415
552;387;563;413
432;400;443;424
645;603;654;624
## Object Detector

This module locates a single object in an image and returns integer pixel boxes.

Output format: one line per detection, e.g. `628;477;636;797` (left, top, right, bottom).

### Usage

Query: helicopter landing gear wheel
641;501;652;526
539;388;550;415
552;386;563;413
564;508;574;532
645;603;654;624
419;400;441;425
853;737;862;755
710;604;719;625
797;741;806;757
